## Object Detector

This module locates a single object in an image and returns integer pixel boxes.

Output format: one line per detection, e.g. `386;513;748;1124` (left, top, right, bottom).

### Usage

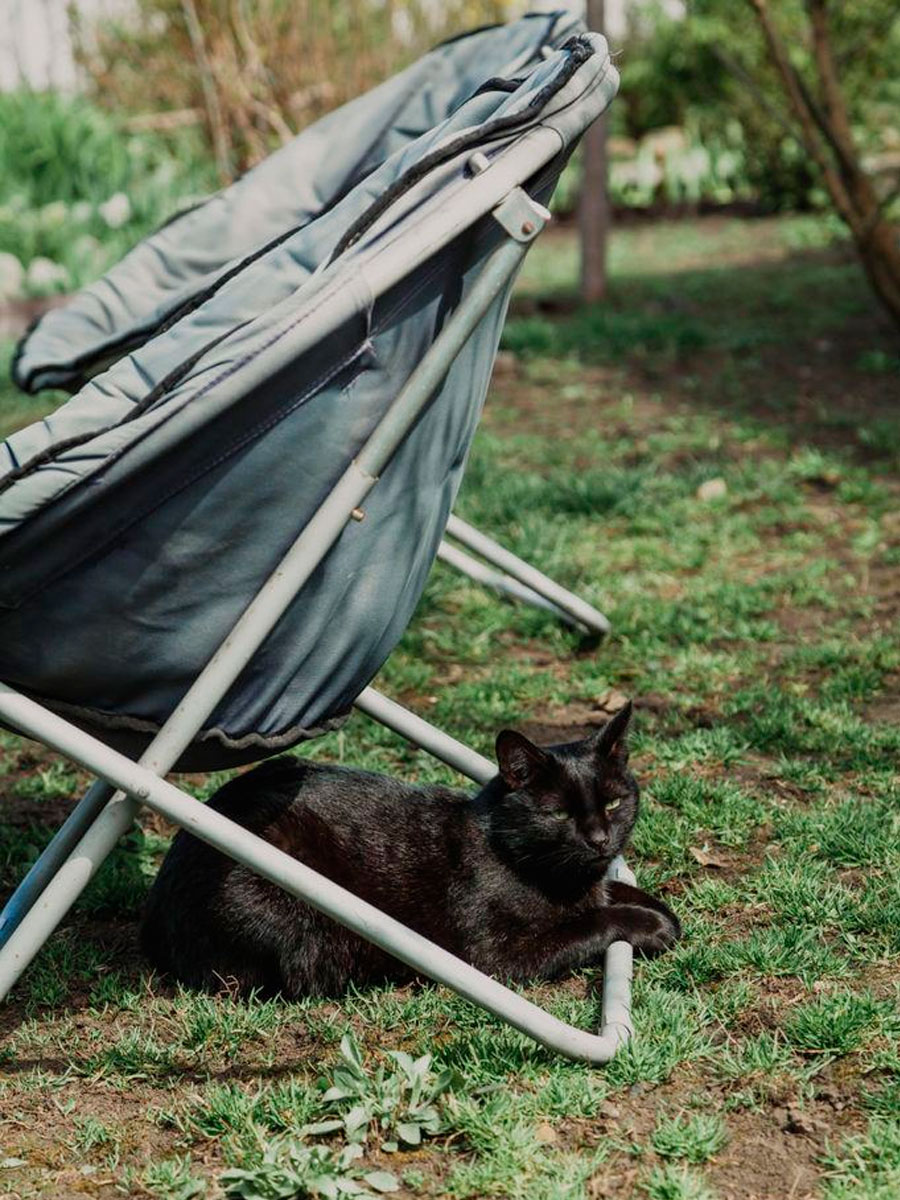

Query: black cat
141;702;680;997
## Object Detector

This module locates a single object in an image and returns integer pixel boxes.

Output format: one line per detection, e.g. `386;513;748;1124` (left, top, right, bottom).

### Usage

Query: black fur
141;703;680;997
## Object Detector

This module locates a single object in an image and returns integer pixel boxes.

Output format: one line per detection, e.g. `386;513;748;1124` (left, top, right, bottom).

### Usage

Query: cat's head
487;703;638;889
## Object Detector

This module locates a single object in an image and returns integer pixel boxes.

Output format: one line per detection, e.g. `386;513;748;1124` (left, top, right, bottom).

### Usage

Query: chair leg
0;785;140;1001
0;780;114;950
0;683;633;1063
354;687;495;782
444;514;611;637
437;540;585;630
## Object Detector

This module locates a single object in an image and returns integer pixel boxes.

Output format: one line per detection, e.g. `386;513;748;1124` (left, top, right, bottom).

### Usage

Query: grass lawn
0;212;898;1199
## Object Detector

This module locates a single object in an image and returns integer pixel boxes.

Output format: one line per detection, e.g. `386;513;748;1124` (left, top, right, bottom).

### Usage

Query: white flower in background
716;150;739;180
0;252;25;301
40;200;68;228
146;10;169;35
635;154;664;190
127;137;149;163
71;201;94;223
26;256;70;295
99;192;131;229
612;156;663;192
72;234;101;263
154;159;176;186
675;146;711;187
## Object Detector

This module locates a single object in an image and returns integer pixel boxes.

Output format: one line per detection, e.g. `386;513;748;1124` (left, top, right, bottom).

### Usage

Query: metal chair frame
0;126;632;1064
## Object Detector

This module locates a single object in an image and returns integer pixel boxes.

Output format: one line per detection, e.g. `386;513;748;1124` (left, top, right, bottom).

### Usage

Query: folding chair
12;11;610;643
0;27;631;1063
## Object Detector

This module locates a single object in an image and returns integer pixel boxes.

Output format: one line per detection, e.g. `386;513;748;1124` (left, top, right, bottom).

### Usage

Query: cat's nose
587;828;608;850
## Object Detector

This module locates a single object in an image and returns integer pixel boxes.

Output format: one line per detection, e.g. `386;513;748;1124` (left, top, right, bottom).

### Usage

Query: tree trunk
580;0;610;304
747;0;900;333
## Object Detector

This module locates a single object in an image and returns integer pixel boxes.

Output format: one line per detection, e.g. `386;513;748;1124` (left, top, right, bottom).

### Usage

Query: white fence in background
0;0;132;91
0;1;683;94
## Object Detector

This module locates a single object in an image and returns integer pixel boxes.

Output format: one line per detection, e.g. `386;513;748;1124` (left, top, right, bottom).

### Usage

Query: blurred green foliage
0;89;205;209
0;90;216;294
1;0;898;299
611;0;900;214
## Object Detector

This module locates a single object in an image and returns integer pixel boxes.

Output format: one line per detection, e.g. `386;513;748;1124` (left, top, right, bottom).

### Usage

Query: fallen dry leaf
690;845;728;869
593;690;630;715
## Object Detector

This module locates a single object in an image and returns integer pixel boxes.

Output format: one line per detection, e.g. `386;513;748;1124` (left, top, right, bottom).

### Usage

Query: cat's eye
552;810;569;822
606;799;621;812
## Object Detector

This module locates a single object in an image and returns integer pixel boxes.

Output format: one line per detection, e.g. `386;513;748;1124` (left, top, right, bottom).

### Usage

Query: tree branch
806;0;855;159
711;44;798;142
747;0;900;327
745;0;861;236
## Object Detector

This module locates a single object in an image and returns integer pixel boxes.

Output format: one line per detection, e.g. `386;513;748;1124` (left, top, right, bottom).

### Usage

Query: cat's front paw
605;881;681;955
634;909;681;955
620;905;681;956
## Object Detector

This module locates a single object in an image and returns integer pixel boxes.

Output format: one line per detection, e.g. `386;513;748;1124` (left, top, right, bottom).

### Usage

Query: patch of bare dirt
572;1068;864;1200
484;362;676;446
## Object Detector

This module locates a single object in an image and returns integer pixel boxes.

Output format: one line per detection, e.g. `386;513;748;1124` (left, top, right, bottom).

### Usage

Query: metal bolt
351;507;365;522
521;220;535;236
467;151;490;176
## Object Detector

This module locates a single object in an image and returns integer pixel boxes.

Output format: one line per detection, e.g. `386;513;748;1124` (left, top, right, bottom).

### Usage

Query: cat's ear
495;730;549;790
594;701;633;763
